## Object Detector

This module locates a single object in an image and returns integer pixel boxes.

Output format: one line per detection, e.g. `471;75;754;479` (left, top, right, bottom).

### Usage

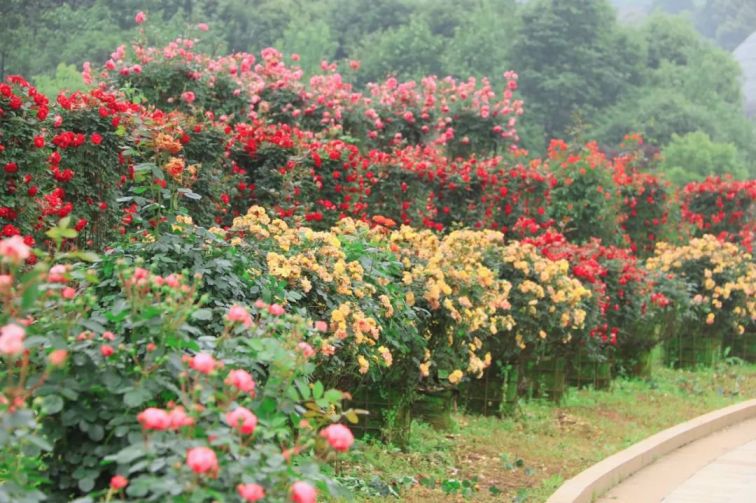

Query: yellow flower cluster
226;206;597;383
647;235;756;332
500;241;592;347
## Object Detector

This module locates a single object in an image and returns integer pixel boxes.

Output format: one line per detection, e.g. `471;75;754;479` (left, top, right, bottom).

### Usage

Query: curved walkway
598;417;756;502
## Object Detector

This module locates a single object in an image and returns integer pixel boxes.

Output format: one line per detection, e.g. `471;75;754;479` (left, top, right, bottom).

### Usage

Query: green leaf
312;381;324;400
78;477;95;493
26;434;53;452
70;251;100;263
41;395;64;415
123;388;151;408
324;389;344;403
111;444;146;465
191;308;213;321
296;380;311;399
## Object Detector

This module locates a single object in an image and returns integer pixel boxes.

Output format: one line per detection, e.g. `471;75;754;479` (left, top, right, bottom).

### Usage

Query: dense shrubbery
1;24;755;502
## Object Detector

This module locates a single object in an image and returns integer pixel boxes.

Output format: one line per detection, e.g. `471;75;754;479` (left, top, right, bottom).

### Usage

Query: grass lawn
330;357;756;502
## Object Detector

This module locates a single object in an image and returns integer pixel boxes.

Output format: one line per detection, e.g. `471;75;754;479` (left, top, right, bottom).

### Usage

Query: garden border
545;398;756;503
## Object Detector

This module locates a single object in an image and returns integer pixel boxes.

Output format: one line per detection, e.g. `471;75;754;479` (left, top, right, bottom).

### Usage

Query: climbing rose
320;424;354;452
225;369;256;394
100;344;114;357
181;91;196;104
137;408;170;431
290;481;317;503
190;353;217;374
0;323;25;356
110;475;128;490
135;11;146;24
186;446;218;474
237;483;265;502
226;406;258;435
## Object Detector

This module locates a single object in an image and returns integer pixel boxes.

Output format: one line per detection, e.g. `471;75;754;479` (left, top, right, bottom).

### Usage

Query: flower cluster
646;235;756;336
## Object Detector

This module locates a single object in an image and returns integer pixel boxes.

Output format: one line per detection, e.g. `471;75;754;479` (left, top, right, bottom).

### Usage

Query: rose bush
0;231;357;502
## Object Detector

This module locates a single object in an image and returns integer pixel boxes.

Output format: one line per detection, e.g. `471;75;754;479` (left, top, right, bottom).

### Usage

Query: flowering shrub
646;235;756;338
545;140;621;245
0;234;356;501
681;177;756;252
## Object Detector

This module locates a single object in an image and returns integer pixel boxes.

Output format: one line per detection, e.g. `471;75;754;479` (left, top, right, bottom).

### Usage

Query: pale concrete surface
547;400;756;503
599;417;756;503
662;438;756;503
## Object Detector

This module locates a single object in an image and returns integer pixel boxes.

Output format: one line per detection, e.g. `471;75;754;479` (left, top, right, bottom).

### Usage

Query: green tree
275;17;339;77
33;63;88;97
695;0;756;50
589;14;756;164
351;16;446;85
441;0;519;79
510;0;645;143
659;131;748;184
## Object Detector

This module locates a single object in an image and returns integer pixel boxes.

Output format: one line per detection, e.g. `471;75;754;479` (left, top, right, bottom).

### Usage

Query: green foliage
275;17;339;77
510;0;645;141
1;248;353;501
352;16;445;86
32;64;87;97
659;131;748;184
441;0;519;79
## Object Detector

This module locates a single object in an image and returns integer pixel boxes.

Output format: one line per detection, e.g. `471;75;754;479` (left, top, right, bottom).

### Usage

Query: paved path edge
544;399;756;503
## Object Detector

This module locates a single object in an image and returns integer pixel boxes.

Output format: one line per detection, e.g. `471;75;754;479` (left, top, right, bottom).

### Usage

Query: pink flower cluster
137;406;195;431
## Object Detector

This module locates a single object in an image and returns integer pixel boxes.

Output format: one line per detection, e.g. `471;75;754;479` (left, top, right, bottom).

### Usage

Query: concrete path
599;417;756;503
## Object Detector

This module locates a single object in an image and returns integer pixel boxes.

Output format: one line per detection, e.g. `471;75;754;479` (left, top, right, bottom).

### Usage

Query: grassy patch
330;358;756;502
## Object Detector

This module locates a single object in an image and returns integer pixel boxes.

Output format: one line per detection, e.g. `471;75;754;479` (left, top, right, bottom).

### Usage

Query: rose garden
1;9;755;503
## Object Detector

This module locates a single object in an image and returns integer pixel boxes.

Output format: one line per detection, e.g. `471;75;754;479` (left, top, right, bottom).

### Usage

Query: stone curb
545;399;756;503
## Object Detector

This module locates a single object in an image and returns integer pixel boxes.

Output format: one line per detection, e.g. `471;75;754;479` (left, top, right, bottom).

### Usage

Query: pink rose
133;267;149;281
110;475;128;490
100;344;114;357
137;408;170;431
0;323;25;356
47;264;67;283
48;349;68;366
186;446;218;475
225;369;256;394
168;406;194;430
297;342;315;358
102;331;116;341
290;481;317;503
227;305;252;327
62;287;76;299
181;91;196;104
135;11;146;25
165;274;180;288
0;274;12;292
0;236;31;265
197;23;209;32
320;424;354;452
226;406;257;435
314;321;328;332
268;303;285;316
190;353;216;374
237;483;265;502
254;299;267;309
